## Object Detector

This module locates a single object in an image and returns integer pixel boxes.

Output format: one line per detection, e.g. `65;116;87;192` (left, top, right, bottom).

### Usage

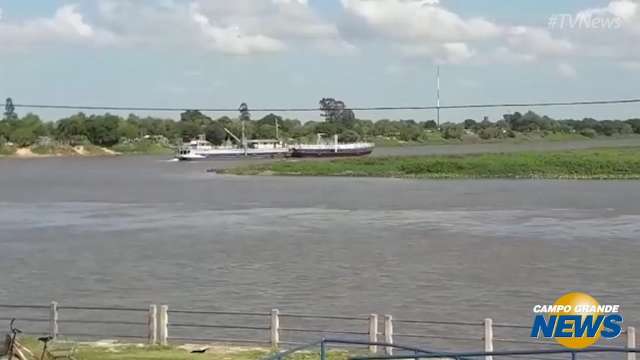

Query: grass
0;145;16;155
17;340;351;360
228;147;640;180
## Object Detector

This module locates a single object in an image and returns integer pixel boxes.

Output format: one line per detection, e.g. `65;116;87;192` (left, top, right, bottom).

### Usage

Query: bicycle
5;319;23;360
4;319;58;360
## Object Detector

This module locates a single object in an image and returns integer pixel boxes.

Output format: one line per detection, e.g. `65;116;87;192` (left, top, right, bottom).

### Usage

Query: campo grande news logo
530;292;623;349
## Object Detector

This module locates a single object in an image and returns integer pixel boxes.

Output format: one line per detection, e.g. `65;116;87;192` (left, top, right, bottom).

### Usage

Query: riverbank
16;339;349;360
0;142;174;158
0;144;119;158
227;147;640;180
367;132;637;147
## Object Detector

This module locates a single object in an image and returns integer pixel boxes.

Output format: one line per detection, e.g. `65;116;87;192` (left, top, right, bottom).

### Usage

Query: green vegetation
2;96;640;157
17;340;350;360
111;139;174;155
229;147;640;180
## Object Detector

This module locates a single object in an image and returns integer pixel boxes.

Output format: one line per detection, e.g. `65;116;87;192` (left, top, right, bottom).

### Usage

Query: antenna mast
436;65;441;128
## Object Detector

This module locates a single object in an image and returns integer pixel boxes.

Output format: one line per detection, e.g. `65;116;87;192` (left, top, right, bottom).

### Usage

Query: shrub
339;130;360;143
580;128;597;138
442;125;464;140
478;126;501;140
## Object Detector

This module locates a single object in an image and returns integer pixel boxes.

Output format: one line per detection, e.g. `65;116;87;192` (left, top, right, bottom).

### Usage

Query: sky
0;0;639;123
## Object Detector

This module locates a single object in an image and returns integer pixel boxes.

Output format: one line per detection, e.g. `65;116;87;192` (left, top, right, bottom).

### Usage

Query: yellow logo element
550;292;603;349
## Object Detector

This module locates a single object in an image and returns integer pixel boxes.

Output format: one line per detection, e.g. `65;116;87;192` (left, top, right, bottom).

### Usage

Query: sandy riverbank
1;145;119;158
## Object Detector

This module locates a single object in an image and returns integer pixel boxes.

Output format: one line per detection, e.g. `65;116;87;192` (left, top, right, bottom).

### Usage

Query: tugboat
290;134;374;158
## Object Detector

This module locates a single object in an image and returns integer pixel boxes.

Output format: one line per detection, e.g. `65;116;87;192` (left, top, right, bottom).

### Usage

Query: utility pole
436;65;441;129
275;117;279;140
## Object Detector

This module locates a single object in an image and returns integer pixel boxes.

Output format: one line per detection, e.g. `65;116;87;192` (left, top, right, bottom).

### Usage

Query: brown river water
1;141;639;353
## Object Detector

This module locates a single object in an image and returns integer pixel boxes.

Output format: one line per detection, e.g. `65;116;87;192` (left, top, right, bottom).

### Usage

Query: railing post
271;309;280;349
628;326;637;360
484;318;493;360
384;314;393;355
369;314;378;353
148;304;158;345
320;339;327;360
49;301;59;340
159;305;168;346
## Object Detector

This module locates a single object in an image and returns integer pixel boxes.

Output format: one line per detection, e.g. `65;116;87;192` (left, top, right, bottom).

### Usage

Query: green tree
423;120;438;130
339;129;360;142
179;110;211;140
238;103;251;122
463;119;477;130
4;98;18;121
117;118;140;140
205;122;226;145
85;114;120;146
319;98;356;130
9;127;39;147
56;113;88;142
625;119;640;134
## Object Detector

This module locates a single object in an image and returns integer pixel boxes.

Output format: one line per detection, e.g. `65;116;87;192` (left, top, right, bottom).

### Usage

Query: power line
10;97;640;113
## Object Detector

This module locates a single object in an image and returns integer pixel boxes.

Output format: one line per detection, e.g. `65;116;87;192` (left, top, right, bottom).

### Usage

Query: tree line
1;97;639;148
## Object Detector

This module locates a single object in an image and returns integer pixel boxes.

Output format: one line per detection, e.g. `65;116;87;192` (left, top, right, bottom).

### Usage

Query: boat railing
292;142;375;150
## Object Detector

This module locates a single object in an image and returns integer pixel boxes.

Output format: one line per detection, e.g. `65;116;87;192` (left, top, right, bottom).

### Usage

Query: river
1;144;639;350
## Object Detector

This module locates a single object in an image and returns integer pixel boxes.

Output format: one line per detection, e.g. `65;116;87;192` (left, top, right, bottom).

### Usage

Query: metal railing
261;338;640;360
1;301;637;360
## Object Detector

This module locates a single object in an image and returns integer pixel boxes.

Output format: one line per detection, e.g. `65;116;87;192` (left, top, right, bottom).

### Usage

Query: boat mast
242;121;246;155
239;102;249;156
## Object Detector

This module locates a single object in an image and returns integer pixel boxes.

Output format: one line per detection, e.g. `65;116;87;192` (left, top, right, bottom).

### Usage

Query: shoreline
0;146;120;159
227;147;640;180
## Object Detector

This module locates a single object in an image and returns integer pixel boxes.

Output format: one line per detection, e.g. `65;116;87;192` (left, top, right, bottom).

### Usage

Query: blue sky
0;0;639;122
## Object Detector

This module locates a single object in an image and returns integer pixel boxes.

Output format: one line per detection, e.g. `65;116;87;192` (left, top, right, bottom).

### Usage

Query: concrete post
628;326;637;360
49;301;59;340
271;309;280;349
148;304;158;345
384;314;393;355
159;305;168;346
369;314;378;353
484;318;493;360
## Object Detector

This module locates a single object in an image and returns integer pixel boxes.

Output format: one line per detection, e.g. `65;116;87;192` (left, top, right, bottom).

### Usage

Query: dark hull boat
290;140;374;158
291;144;374;158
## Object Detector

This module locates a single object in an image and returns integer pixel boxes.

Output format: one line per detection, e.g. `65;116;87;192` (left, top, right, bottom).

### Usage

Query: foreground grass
229;147;640;179
19;341;350;360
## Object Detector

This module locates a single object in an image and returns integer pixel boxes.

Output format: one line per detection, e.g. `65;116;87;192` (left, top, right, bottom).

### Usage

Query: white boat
176;136;289;160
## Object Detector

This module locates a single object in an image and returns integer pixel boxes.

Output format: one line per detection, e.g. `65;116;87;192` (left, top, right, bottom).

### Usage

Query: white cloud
92;0;353;55
557;63;578;78
569;0;640;66
401;42;476;64
1;1;352;56
621;60;640;70
339;0;573;64
506;26;574;58
0;5;116;51
578;0;638;21
341;0;501;42
189;3;285;55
